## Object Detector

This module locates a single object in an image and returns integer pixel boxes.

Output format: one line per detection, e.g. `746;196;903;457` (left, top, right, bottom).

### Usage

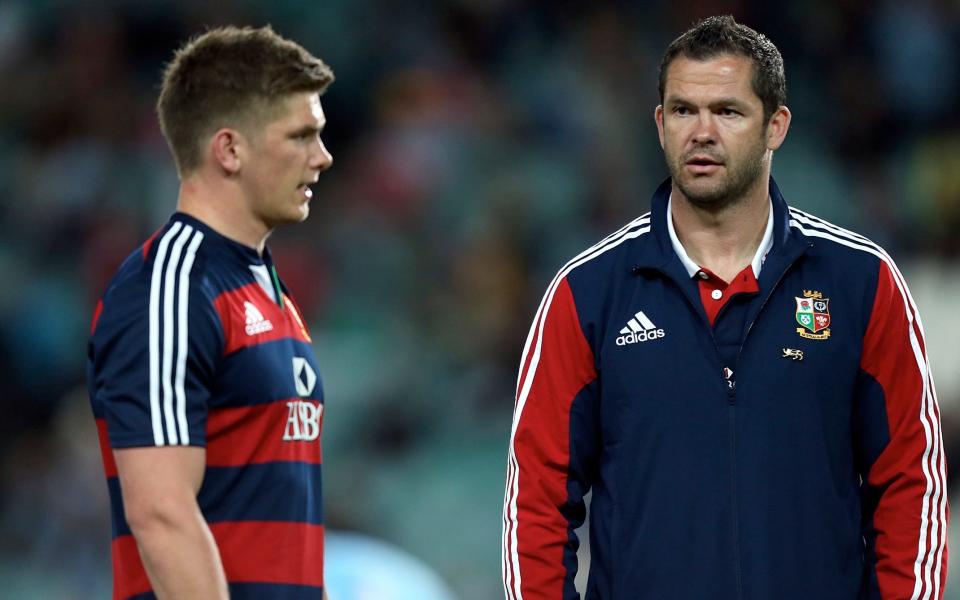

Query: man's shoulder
557;212;654;283
95;220;221;333
786;205;892;271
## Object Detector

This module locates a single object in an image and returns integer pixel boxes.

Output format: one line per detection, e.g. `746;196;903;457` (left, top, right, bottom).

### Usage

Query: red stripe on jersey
861;260;944;598
90;300;104;335
212;521;325;587
206;399;323;467
511;277;596;598
111;522;325;597
96;418;118;478
213;284;311;356
141;227;162;260
112;535;151;599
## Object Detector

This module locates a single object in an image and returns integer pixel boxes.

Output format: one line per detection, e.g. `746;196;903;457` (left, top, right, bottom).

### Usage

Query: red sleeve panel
503;276;598;600
861;259;948;600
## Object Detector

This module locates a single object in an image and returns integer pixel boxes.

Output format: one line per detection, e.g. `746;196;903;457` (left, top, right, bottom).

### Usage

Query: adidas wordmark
616;310;665;346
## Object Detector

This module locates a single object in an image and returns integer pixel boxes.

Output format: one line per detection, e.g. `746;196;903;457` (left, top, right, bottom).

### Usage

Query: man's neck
669;178;770;283
176;173;270;255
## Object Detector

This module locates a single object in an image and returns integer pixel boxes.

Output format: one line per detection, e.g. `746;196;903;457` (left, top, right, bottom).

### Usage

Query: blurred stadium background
1;0;959;598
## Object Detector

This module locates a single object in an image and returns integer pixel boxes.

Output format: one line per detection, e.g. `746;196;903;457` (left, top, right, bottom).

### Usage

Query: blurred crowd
1;1;959;598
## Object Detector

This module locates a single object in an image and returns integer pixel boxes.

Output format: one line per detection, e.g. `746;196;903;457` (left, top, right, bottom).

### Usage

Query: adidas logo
244;301;274;335
616;310;665;346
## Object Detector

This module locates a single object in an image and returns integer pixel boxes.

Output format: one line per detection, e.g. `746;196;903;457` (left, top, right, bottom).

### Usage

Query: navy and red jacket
502;178;947;600
88;213;325;599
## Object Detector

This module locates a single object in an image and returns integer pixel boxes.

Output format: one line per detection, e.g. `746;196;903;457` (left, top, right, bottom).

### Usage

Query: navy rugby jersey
88;213;325;599
503;178;947;599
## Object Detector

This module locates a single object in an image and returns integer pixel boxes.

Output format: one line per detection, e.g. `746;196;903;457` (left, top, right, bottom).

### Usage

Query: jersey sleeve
91;255;223;449
503;275;599;600
855;259;948;599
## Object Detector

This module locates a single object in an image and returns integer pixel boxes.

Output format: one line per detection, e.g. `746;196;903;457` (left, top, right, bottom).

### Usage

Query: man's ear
765;105;791;151
654;105;665;150
210;128;244;175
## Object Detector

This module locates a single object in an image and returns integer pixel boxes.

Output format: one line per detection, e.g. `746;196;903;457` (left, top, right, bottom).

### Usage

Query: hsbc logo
285;357;321;442
283;400;323;441
292;356;317;396
615;310;666;346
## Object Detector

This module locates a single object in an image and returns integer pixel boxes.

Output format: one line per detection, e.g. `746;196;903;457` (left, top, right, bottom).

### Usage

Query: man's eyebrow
708;97;748;108
290;124;325;136
664;96;747;107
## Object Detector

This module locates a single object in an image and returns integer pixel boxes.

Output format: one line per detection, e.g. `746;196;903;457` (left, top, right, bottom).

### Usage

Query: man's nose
691;110;717;144
311;138;333;173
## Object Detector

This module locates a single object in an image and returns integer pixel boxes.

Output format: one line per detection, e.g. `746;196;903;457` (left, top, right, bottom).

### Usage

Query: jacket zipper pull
723;367;736;402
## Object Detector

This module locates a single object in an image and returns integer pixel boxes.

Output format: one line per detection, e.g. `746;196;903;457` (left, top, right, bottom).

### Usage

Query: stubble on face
658;54;776;213
664;126;769;212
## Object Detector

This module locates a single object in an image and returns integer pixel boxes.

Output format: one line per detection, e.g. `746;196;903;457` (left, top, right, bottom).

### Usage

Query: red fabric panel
510;277;597;598
112;535;150;599
96;417;118;478
111;522;324;598
90;300;104;335
141;227;162;260
213;521;325;587
862;260;947;599
213;284;311;356
206;399;323;466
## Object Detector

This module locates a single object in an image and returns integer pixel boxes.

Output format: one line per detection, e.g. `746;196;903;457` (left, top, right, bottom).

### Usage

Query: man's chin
265;209;310;229
675;177;729;206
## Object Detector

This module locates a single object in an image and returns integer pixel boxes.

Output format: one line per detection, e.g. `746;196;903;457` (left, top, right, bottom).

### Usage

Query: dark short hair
157;25;334;176
658;15;785;123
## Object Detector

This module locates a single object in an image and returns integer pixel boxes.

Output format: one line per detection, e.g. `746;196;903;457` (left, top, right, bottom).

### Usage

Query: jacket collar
633;176;807;280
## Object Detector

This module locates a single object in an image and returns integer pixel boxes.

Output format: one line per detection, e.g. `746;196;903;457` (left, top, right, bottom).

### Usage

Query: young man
88;26;333;599
503;16;947;600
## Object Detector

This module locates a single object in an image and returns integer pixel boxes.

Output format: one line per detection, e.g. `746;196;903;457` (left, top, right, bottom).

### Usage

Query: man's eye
721;108;740;116
674;106;690;115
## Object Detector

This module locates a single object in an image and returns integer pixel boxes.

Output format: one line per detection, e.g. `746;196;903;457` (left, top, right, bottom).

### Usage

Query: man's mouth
685;156;723;174
298;184;313;200
686;155;722;166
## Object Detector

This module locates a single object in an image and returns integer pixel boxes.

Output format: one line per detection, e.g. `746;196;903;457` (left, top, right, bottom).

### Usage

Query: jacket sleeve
502;275;600;600
856;259;948;599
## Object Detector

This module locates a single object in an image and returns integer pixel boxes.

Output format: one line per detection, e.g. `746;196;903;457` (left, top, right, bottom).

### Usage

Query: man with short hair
502;15;947;599
88;25;333;599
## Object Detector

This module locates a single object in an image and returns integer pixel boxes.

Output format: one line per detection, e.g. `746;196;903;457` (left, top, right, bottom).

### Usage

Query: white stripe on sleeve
174;230;204;445
160;224;194;446
789;211;945;600
503;214;650;599
148;221;183;446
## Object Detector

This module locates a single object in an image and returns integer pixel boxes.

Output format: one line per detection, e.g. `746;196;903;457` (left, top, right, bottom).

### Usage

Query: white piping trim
504;215;651;599
789;212;945;599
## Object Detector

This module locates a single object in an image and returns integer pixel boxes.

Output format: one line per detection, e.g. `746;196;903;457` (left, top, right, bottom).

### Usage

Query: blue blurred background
1;0;959;598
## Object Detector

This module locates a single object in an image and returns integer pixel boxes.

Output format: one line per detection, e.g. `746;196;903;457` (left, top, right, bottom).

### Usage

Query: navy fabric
210;338;321;409
562;177;890;599
129;583;324;600
89;213;326;599
107;463;323;537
